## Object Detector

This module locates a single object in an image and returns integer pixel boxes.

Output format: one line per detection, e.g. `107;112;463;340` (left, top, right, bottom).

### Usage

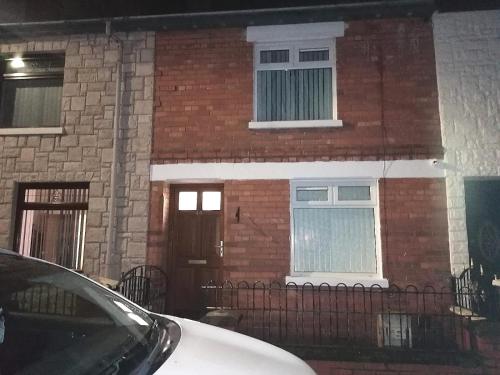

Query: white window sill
285;275;389;288
0;127;64;136
249;120;343;130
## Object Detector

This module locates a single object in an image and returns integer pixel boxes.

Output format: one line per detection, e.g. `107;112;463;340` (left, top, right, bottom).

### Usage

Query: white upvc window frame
247;22;344;130
254;40;334;71
287;179;388;287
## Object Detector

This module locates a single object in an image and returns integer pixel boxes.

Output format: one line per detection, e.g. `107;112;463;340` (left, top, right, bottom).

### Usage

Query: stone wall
433;10;500;273
0;32;155;278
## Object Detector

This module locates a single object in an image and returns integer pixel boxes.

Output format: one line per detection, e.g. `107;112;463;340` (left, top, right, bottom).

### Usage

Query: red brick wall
223;180;291;281
380;178;450;288
146;178;450;285
179;178;448;286
153;18;441;164
146;182;169;268
307;360;482;375
307;321;500;375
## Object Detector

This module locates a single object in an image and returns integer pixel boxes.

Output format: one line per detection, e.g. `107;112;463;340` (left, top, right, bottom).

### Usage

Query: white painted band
246;22;345;42
248;119;343;129
150;159;446;182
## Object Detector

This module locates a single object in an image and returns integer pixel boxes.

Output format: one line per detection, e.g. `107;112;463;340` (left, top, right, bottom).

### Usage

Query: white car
0;249;315;375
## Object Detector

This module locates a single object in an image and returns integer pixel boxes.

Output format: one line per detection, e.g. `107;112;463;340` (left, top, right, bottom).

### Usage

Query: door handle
214;240;224;257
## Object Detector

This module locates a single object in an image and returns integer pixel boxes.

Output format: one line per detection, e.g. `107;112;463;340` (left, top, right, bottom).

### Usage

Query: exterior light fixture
10;56;25;69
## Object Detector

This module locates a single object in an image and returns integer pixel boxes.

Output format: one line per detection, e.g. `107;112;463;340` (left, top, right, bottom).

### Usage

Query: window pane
296;187;328;202
0;78;62;127
293;208;377;273
16;183;88;270
4;53;65;75
299;49;329;62
178;192;197;211
260;49;289;64
256;68;332;121
338;186;371;201
202;191;221;211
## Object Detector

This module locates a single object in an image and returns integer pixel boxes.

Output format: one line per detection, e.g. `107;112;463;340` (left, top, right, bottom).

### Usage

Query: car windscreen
0;254;166;375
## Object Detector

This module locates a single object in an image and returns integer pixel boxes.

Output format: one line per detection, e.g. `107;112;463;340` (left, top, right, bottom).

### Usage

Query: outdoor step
200;309;243;331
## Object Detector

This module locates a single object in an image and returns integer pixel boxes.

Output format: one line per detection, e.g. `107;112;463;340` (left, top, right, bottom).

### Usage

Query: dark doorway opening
463;179;500;317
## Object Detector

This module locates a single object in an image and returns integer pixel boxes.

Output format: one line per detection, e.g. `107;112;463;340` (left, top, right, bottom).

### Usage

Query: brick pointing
146;181;169;268
148;178;450;286
307;320;500;374
145;180;292;281
380;178;450;288
152;19;442;164
223;180;291;281
307;360;482;375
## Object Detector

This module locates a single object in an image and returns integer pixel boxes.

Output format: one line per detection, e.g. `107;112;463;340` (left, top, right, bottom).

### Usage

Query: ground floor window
14;182;89;270
290;179;381;278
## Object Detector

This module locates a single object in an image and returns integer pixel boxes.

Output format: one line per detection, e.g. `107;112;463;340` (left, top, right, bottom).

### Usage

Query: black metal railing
452;268;499;320
115;265;168;313
202;281;476;355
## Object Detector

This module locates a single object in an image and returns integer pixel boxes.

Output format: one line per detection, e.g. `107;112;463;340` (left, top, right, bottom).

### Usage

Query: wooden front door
168;184;224;317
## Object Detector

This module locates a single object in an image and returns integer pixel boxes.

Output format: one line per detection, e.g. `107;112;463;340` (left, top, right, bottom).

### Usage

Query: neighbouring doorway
464;179;500;315
167;184;224;317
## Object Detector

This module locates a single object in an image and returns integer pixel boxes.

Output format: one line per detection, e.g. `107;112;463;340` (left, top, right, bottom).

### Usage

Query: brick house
0;0;451;311
144;5;500;372
1;2;500;374
147;7;451;316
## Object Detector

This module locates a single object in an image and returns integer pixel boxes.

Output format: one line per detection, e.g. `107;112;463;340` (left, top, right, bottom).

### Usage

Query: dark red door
168;185;223;317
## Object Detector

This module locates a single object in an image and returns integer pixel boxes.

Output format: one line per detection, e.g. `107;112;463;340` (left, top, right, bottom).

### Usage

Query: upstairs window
255;41;333;122
0;53;64;129
247;22;344;129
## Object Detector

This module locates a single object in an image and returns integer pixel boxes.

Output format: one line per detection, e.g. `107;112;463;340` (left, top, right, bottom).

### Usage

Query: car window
0;255;164;375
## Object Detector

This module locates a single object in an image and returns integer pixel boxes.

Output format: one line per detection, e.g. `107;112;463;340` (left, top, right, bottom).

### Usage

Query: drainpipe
104;21;123;279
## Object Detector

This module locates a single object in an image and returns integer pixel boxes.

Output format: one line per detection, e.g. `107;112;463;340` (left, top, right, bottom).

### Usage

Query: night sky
0;0;498;23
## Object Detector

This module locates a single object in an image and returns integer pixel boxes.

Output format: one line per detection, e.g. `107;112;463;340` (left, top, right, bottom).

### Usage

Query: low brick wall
471;322;500;374
307;361;481;375
307;321;500;375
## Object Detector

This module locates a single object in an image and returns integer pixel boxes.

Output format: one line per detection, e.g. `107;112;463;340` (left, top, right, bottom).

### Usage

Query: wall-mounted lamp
10;56;25;69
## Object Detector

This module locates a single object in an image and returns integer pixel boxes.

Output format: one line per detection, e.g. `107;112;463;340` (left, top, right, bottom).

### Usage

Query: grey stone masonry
433;10;500;273
0;32;155;278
